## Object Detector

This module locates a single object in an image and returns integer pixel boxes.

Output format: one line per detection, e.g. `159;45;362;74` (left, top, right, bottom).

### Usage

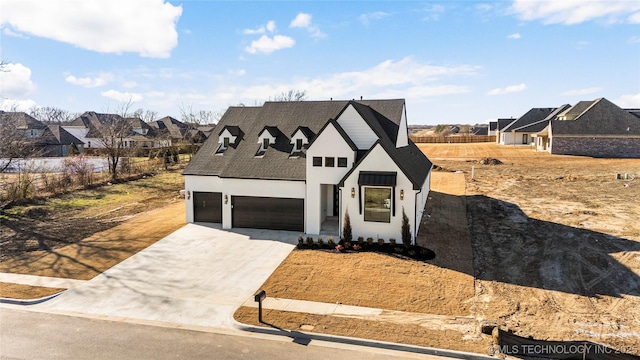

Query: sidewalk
241;296;477;332
0;273;86;289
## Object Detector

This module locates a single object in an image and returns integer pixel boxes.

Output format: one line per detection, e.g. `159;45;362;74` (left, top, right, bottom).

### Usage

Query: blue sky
1;0;639;125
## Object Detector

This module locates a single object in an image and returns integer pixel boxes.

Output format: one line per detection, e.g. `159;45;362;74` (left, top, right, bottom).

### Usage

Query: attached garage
232;196;304;232
193;192;222;223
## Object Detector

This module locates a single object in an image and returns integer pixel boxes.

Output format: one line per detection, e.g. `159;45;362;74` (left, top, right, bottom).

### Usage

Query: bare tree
270;89;307;102
98;100;136;181
132;108;158;123
178;103;218;125
29;106;77;124
0;113;38;173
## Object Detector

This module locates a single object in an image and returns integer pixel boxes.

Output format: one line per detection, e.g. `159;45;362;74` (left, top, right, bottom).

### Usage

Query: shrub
318;238;324;246
378;238;384;246
401;207;412;247
298;235;304;245
352;244;362;251
306;236;314;246
366;237;374;245
327;236;335;246
357;236;364;244
336;244;344;252
343;210;352;243
389;238;396;245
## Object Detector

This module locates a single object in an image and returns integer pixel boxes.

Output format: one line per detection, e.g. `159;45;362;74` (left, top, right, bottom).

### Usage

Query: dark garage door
193;192;222;223
232;196;304;232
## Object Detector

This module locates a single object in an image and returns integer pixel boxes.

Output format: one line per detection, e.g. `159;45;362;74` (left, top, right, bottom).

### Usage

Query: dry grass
0;282;64;299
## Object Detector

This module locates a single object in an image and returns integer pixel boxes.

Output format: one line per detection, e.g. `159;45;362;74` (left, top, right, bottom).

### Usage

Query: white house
183;99;433;244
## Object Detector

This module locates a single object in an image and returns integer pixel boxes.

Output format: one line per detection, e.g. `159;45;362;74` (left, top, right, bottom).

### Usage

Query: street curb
230;318;494;360
0;291;63;305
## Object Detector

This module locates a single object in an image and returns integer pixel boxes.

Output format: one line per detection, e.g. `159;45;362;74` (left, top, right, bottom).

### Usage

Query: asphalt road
0;307;431;360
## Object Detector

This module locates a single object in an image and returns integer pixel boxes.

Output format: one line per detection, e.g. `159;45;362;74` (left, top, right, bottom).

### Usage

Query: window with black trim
337;157;347;167
313;157;322;167
364;187;391;223
325;157;334;167
223;137;230;148
263;138;270;150
296;139;303;151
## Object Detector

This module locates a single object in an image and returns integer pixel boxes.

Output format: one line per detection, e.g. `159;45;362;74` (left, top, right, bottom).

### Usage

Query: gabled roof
183;99;409;180
291;126;315;139
558;100;596;118
489;121;497;131
0;111;47;130
496;118;515;131
474;127;488;136
219;125;242;137
511;104;571;133
47;125;84;145
552;98;640;136
502;107;558;132
149;116;188;139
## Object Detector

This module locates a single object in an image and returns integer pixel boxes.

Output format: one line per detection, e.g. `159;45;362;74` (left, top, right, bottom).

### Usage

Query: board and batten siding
336;105;378;150
185;175;305;229
305;122;356;234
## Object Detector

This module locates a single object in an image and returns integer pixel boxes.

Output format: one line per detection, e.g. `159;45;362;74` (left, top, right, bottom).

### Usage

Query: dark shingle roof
559;100;595;118
0;111;47;130
183;99;419;182
489;121;497;131
474;127;488;135
496;118;515;131
552;98;640;136
502;107;557;132
512;104;571;133
47;125;84;145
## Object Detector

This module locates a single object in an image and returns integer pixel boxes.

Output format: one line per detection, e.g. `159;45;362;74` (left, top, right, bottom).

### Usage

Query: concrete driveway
42;223;297;328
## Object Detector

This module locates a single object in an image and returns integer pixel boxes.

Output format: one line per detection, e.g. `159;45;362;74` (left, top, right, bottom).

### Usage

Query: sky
1;0;639;125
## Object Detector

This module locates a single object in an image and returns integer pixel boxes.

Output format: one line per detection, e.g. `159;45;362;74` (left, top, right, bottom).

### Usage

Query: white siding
305;123;356;234
336;105;377;150
218;129;238;145
340;144;419;244
395;105;409;148
185;175;305;229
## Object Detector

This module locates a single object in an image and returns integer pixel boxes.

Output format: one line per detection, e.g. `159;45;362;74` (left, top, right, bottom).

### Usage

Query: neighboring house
536;98;640;157
495;118;515;144
0;111;83;157
149;116;189;142
499;107;561;145
473;126;488;136
63;111;167;150
183;99;433;244
506;105;571;148
488;121;497;136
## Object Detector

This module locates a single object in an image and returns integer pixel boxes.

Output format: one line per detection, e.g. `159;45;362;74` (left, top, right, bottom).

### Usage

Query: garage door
193;192;222;223
232;196;304;232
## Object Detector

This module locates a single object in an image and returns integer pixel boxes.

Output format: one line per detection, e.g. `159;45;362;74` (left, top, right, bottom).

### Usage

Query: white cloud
486;83;527;95
243;20;276;35
614;93;640;108
289;13;326;39
65;73;113;88
228;69;246;76
0;98;37;111
3;27;27;38
239;57;478;101
507;33;521;39
245;35;295;54
122;81;138;89
290;13;311;28
421;4;445;21
629;12;640;23
101;89;143;103
510;0;640;25
560;87;602;96
0;0;182;58
0;62;36;98
359;11;390;25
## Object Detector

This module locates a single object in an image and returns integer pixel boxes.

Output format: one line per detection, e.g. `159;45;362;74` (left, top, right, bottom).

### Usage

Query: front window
263;138;270;150
364;187;391;223
223;137;230;148
337;157;347;167
325;157;334;167
312;157;322;166
296;139;303;151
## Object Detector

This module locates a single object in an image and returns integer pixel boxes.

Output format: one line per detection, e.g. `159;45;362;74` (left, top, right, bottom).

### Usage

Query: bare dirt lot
237;143;640;355
0;170;186;297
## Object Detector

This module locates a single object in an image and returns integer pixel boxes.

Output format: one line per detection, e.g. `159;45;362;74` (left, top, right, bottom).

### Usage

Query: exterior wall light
224;195;228;204
400;189;404;200
351;188;355;198
186;190;191;200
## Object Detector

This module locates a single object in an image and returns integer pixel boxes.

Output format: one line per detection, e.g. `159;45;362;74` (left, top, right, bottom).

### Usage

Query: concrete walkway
0;273;86;289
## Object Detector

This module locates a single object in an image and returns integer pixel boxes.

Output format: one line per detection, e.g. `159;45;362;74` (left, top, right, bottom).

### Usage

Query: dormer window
256;126;278;157
289;126;314;156
295;139;303;151
262;138;270;151
216;126;242;154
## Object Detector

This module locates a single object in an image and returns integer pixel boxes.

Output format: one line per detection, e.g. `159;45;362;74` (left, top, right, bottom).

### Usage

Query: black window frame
363;187;392;223
325;157;335;167
263;138;270;150
337;157;347;167
312;156;322;167
296;138;303;151
223;137;230;148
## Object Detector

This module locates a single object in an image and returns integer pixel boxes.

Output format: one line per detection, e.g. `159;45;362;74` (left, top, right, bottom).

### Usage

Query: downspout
414;188;421;246
338;187;343;239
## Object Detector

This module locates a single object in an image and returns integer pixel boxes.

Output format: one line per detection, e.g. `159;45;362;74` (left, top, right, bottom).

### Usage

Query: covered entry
232;196;304;231
193;192;222;223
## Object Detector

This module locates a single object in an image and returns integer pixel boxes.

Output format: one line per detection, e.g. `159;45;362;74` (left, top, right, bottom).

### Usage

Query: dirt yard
236;143;640;355
0;170;186;297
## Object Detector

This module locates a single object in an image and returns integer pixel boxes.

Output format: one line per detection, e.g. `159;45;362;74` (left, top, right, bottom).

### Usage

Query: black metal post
254;290;266;324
